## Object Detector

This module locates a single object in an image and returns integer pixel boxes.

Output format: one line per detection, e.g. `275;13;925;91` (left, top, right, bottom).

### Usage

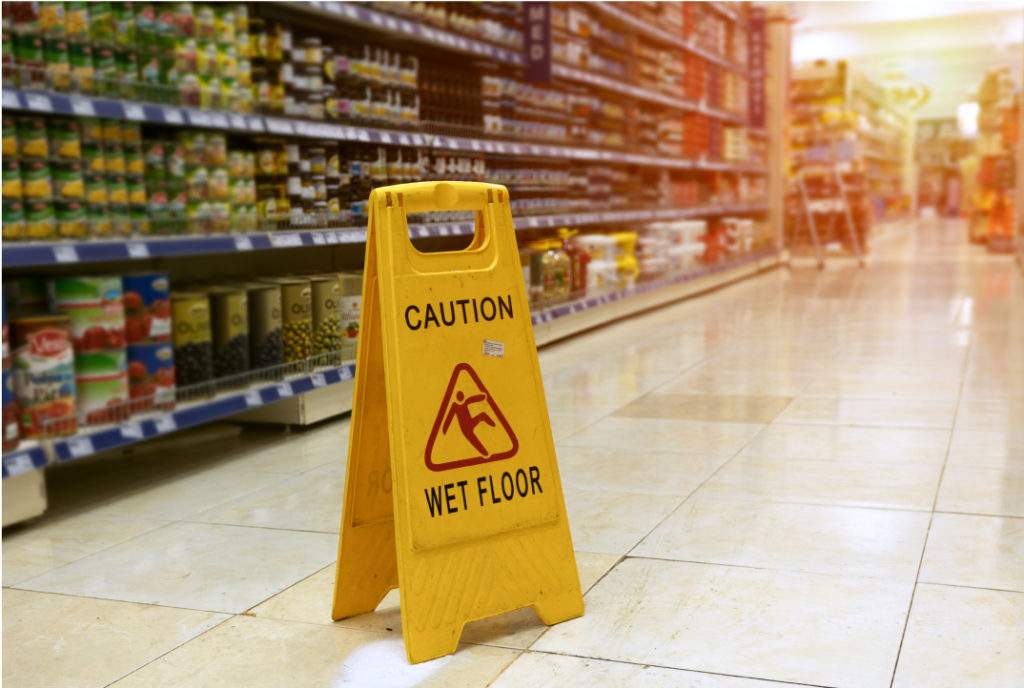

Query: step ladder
793;165;866;269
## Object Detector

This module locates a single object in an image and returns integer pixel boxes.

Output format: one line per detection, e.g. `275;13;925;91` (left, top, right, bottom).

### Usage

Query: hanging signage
523;2;552;83
330;181;583;664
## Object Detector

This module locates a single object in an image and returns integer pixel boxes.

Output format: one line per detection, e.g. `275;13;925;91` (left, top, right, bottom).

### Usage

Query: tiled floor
5;219;1024;687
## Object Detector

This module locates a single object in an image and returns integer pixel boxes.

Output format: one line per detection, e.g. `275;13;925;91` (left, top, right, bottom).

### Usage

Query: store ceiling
790;1;1024;118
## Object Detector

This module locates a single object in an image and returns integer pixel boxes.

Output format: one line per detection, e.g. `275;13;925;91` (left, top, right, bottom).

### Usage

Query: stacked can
11;314;77;438
249;18;287;115
283;34;325;120
310;275;342;362
123;273;175;412
7;1;46;90
255;140;288;228
246;282;283;373
51;276;130;426
207;285;249;381
170;291;213;391
227;147;257;232
326;144;344;223
284;142;328;227
2;116;26;241
18;117;57;240
48;118;89;238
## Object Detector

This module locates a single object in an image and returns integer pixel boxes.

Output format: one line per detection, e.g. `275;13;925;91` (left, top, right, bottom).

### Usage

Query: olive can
310;274;342;358
12;315;77;438
171;291;213;388
246;282;283;371
207;286;249;379
269;278;311;362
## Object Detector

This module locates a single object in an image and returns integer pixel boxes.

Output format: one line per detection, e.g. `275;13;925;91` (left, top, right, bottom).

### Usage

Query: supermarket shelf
591;2;746;73
1;248;781;476
532;248;780;345
1;364;356;474
3;202;769;268
2;87;756;167
291;2;747;117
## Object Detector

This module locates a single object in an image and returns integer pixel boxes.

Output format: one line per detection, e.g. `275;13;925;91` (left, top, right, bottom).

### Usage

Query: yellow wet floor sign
331;181;583;663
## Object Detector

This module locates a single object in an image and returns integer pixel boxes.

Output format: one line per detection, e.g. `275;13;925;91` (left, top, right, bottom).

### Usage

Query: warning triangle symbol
425;363;519;472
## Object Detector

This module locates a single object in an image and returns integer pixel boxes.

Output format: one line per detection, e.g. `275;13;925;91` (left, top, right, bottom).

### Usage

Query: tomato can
127;341;175;412
12;315;77;438
122;273;171;343
50;276;126;353
75;349;130;425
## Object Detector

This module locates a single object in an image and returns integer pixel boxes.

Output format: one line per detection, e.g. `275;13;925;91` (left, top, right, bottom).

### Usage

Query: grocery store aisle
4;218;1023;688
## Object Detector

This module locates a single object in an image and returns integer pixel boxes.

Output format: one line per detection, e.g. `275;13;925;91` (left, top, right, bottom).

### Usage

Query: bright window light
957;102;979;137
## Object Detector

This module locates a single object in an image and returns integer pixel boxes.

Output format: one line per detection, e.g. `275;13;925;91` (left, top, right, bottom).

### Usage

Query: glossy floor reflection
4;219;1023;687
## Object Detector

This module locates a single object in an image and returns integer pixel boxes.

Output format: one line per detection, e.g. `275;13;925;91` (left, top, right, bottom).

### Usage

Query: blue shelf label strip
3;204;768;268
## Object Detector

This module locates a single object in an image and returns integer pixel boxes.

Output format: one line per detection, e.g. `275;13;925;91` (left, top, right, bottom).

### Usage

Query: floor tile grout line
911;580;1024;596
6;585;240;616
622;553;922;584
100;613;238;688
621;419;776;560
886;334;972;688
522;647;838;688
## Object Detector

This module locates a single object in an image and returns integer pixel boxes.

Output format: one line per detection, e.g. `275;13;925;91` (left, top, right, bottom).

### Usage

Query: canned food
17;117;49;158
266;278;311;362
88;2;114;44
20;158;51;199
2;199;26;241
3;158;23;199
310;274;342;356
12;315;77;438
39;1;66;37
64;2;90;40
171;291;213;387
125;146;144;176
83;143;105;173
208;286;249;379
75;349;130;425
44;37;71;90
106;175;128;205
84;172;107;205
55;199;87;237
104;144;126;175
48;119;82;160
127;341;175;412
53;162;85;200
123;273;172;343
51;276;126;352
338;272;362;361
69;41;94;92
2;117;17;157
246;282;283;370
88;203;112;236
24;199;56;239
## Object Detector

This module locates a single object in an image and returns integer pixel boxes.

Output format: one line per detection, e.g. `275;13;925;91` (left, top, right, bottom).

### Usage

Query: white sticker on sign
483;339;505;358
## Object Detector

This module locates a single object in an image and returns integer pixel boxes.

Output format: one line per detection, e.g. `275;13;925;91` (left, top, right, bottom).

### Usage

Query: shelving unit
968;68;1020;252
2;1;786;523
787;59;912;256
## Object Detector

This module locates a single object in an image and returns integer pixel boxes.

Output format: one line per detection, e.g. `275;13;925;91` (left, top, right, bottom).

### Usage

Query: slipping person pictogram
443;391;496;457
424;362;518;471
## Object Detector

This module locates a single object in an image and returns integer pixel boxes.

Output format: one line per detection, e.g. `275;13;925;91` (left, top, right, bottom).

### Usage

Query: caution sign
331;182;583;664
